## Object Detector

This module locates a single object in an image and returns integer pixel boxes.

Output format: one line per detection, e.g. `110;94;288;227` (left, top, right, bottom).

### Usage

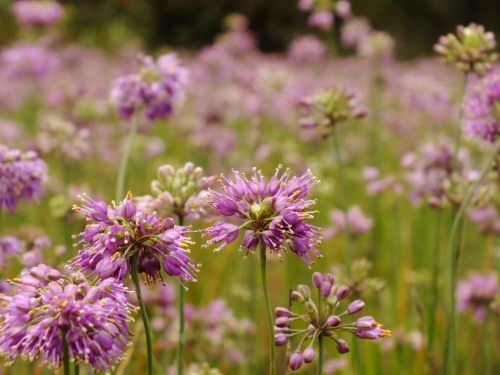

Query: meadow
1;2;500;375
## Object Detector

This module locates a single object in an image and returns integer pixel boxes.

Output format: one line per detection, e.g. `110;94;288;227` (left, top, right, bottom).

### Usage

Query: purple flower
10;0;64;28
68;192;198;285
110;53;188;121
0;265;136;371
463;73;500;143
324;206;373;239
0;236;22;268
288;35;328;63
0;145;47;212
203;166;322;265
456;273;499;322
308;11;334;31
274;272;390;371
1;43;59;79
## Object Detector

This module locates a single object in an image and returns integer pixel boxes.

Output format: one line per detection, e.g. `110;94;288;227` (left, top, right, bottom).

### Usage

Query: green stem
444;147;500;373
332;125;352;277
62;332;70;375
177;215;185;375
452;73;469;172
259;237;276;375
115;113;139;201
317;334;324;375
131;254;154;375
74;362;79;375
426;209;442;354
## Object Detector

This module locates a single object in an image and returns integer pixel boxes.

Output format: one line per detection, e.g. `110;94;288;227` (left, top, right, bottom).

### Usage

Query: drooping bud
289;351;303;371
336;339;350;354
303;347;315;363
347;299;365;314
275;333;288;346
312;272;324;288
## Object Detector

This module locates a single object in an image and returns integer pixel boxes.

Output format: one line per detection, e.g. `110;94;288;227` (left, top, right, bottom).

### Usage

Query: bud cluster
135;162;216;221
299;86;366;136
274;272;390;371
434;23;498;76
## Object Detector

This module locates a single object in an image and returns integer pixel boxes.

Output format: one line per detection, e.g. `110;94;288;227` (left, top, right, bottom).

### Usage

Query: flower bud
312;272;324;288
324;273;334;285
289;351;303;371
347;299;365;314
297;284;311;299
336;285;351;300
275;316;290;328
275;333;288;346
291;291;304;302
275;307;292;318
327;315;341;327
303;347;315;363
320;281;332;297
336;339;350;354
355;316;377;331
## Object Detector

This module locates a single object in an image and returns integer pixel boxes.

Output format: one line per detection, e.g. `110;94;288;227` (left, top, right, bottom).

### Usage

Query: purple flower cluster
288;35;328;63
68;192;198;285
1;43;59;79
275;272;390;371
203;166;322;265
110;53;189;121
0;264;136;371
10;0;64;28
463;72;500;143
0;145;47;212
0;236;23;268
456;272;499;322
324;206;373;239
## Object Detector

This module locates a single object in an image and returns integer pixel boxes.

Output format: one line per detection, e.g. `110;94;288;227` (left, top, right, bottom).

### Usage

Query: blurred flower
135;162;216;221
37;115;90;160
357;31;395;60
288;35;328;63
381;328;424;352
203;166;322;265
308;11;334;31
110;53;188;121
1;44;58;79
463;72;500;143
340;17;372;47
10;0;64;28
0;264;136;371
0;236;22;269
68;192;199;285
324;206;373;239
456;272;499;322
434;23;498;76
0;145;47;213
299;86;366;136
468;206;500;235
330;258;385;297
275;272;390;371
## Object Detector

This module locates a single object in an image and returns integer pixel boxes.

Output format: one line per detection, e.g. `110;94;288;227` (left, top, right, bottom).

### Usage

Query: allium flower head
456;272;499;322
0;264;136;371
463;72;500;143
275;272;390;371
357;31;395;60
434;23;498;76
288;35;328;63
299;86;366;135
1;44;58;79
203;165;322;266
10;0;64;28
68;192;199;285
110;53;188;121
135;162;216;221
340;17;372;47
308;11;334;31
0;145;47;212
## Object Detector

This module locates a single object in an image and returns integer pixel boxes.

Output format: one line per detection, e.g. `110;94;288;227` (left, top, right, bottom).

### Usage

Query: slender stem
317;334;324;375
332;125;352;277
131;254;154;375
62;331;70;375
115;113;139;201
74;362;79;375
177;215;185;375
426;209;442;354
259;237;276;375
452;73;469;172
444;147;500;374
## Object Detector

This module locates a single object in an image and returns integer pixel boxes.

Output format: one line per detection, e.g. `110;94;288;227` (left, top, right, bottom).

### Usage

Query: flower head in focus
135;162;216;221
274;272;390;371
434;23;498;76
0;145;47;213
0;264;136;371
203;165;322;266
68;192;199;286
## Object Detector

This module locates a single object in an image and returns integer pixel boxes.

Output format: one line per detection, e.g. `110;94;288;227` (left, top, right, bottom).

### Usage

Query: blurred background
1;0;500;57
